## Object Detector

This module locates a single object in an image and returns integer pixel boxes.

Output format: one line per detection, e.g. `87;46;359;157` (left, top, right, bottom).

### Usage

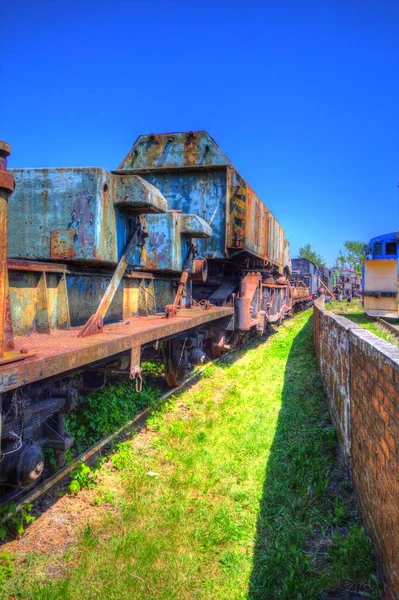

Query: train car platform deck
0;306;234;393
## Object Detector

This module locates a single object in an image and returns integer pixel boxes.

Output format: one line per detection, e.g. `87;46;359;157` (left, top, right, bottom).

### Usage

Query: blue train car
363;232;399;317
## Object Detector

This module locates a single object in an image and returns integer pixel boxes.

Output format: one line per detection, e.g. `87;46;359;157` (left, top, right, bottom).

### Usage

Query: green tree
298;243;326;267
334;241;366;274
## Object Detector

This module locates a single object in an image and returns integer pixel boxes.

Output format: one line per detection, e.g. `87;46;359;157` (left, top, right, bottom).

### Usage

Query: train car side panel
364;259;398;317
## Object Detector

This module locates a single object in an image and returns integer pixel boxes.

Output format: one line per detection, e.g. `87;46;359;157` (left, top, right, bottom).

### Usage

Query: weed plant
66;373;159;454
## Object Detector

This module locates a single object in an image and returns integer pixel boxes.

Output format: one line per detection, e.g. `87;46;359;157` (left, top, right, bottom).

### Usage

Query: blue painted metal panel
143;170;226;259
367;232;399;260
9;168;118;263
119;131;290;271
8;169;169;265
145;212;182;272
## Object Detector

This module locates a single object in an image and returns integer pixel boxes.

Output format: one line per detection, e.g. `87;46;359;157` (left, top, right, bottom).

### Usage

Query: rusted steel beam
165;244;195;318
0;306;234;393
125;271;157;280
0;142;14;358
261;283;289;289
7;259;68;273
165;271;189;318
317;277;336;300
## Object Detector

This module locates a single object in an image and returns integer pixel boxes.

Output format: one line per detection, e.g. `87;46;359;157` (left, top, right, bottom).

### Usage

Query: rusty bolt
0;140;15;193
0;141;11;160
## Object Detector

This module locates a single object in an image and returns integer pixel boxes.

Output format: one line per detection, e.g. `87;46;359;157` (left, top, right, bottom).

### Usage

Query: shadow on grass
248;317;380;600
0;325;281;543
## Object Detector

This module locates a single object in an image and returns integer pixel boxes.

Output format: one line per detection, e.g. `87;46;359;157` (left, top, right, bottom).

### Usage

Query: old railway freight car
0;131;294;492
291;258;319;297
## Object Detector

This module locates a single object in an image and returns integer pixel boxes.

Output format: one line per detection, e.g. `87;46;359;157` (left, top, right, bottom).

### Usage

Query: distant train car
363;232;399;318
335;268;361;295
291;258;319;298
319;266;336;293
331;269;339;290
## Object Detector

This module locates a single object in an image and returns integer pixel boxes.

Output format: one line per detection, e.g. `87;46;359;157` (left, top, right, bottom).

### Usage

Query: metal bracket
129;344;142;392
164;244;196;319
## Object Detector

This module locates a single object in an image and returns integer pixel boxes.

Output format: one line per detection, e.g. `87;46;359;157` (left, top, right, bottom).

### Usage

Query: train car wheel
163;340;187;387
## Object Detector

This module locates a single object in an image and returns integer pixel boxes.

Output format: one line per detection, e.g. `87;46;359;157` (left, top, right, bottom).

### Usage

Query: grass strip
328;298;399;347
3;311;380;600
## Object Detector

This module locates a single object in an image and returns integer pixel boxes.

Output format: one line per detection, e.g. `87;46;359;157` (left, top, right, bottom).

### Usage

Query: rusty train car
0;131;295;492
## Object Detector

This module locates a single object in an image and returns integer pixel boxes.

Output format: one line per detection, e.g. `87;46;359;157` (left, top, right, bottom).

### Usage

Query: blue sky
1;0;398;266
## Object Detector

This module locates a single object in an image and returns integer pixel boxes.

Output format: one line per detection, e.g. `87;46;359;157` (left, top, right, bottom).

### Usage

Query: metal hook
130;367;143;392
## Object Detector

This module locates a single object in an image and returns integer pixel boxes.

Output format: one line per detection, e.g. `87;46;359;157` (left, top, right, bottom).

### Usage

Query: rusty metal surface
119;131;289;271
144;212;211;272
164;244;196;318
0;141;15;358
9;132;290;277
118;131;231;171
165;271;190;318
9;168;117;263
4;131;292;360
140;169;226;260
290;281;310;302
7;259;67;273
112;174;168;213
9;170;167;265
9;167;208;274
235;272;262;331
226;170;277;263
8;266;175;336
0;306;234;393
0;141;11;158
0;171;15;193
226;169;285;269
192;258;208;282
180;214;212;238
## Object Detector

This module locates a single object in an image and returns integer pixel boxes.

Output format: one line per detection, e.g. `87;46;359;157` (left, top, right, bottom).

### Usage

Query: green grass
328;298;399;347
3;311;380;599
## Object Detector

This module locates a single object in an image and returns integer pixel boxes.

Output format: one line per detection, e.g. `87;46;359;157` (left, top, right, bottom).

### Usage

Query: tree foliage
298;243;326;267
334;241;366;274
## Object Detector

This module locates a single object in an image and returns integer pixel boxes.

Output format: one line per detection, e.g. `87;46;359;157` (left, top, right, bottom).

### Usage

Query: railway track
0;351;232;514
375;317;399;340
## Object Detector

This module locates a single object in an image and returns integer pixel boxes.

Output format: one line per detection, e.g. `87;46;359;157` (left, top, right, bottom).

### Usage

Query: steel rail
375;317;399;339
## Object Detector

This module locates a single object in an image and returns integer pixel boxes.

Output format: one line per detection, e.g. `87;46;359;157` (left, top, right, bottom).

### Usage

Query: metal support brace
78;225;145;337
317;277;336;300
130;343;142;392
0;141;35;364
165;244;196;319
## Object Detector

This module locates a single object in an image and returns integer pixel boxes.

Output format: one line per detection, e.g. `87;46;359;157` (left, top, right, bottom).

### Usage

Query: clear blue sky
1;0;398;266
